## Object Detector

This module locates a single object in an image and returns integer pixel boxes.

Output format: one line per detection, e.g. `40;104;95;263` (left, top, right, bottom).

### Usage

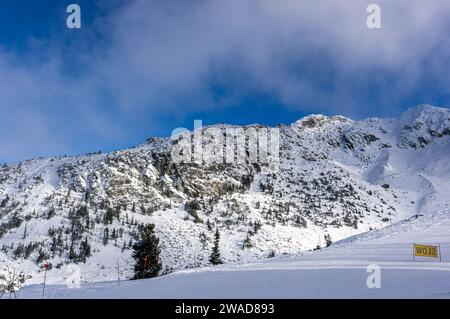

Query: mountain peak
399;104;450;123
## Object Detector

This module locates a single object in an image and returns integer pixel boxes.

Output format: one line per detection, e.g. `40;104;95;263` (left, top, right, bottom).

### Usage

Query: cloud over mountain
1;0;450;162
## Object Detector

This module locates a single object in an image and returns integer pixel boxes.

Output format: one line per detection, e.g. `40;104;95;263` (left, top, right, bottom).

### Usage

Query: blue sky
1;0;450;163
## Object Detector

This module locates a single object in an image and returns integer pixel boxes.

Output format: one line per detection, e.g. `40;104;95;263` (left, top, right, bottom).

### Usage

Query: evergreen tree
324;234;332;247
132;224;162;279
103;227;109;246
104;208;115;224
79;237;91;262
22;224;27;239
206;219;212;231
199;232;208;250
267;249;276;258
243;233;253;249
209;228;222;265
253;221;261;234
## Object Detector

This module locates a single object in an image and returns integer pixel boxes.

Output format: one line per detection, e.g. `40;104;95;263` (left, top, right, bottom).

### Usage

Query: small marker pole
194;249;197;272
413;243;415;261
42;263;48;297
438;243;442;262
143;256;148;275
117;258;120;286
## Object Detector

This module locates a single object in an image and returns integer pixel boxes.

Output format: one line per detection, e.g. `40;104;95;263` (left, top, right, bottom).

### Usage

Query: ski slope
8;209;450;299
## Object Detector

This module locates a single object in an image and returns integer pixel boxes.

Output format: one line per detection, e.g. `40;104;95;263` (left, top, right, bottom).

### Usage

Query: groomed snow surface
8;209;450;299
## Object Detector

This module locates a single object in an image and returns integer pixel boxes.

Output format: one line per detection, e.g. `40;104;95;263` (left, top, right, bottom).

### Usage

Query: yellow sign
414;244;439;258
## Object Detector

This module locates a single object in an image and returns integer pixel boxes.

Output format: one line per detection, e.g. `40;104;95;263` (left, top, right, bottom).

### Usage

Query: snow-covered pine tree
324;234;332;247
79;237;91;262
102;227;109;246
132;223;162;279
243;233;253;249
209;228;222;265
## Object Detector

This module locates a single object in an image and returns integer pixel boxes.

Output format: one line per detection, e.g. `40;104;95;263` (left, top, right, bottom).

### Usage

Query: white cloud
95;0;450;112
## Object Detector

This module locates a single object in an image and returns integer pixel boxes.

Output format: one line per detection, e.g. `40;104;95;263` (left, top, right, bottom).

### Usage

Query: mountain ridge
1;104;449;285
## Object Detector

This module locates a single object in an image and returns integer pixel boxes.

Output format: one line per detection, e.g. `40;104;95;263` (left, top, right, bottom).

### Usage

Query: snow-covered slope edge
9;205;450;299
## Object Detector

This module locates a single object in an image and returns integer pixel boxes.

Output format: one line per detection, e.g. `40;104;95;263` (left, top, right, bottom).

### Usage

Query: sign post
117;258;120;286
413;243;440;260
193;249;197;272
42;262;48;297
143;255;148;276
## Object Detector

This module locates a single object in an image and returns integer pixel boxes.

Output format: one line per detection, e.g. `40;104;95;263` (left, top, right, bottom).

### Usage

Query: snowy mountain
1;104;450;286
